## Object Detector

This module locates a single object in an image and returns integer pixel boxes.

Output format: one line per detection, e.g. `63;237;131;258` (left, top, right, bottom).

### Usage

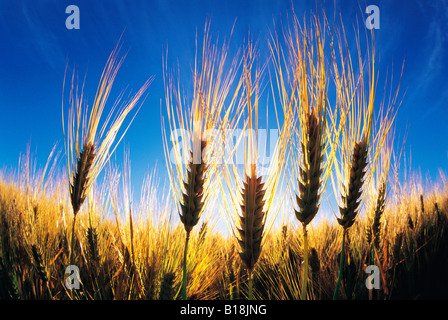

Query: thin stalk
248;269;253;300
182;231;190;300
69;214;77;300
69;214;77;267
369;242;375;300
333;230;346;300
301;226;309;300
46;282;53;299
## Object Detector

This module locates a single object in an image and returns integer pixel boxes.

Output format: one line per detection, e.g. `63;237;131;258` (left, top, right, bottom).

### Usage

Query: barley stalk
233;46;266;301
295;111;327;300
69;143;96;267
219;38;291;300
331;20;376;299
162;24;241;300
270;13;333;300
62;39;152;299
333;138;368;300
366;177;387;299
180;140;208;300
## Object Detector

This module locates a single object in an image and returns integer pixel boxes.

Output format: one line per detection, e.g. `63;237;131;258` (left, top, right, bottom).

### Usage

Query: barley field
1;3;447;301
1;160;447;300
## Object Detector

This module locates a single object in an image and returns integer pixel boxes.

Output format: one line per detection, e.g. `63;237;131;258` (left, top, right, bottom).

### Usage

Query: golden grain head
70;142;96;216
159;272;176;300
237;173;266;271
86;225;100;264
295;112;325;226
337;138;368;229
31;244;48;283
372;180;386;242
180;140;208;234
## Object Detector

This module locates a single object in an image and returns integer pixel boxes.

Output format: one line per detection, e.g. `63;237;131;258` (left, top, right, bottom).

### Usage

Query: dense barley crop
1;167;447;300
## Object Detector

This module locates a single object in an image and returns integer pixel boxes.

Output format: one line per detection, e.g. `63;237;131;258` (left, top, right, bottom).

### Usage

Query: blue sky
0;0;447;206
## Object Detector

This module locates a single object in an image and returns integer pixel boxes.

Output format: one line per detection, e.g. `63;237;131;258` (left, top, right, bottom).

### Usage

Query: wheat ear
159;272;176;300
70;143;96;216
31;244;52;298
337;138;369;229
238;172;266;274
371;179;386;249
295;113;325;226
86;225;100;265
180;140;208;235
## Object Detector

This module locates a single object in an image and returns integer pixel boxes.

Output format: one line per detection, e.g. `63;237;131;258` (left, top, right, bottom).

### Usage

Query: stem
69;214;77;300
69;214;77;267
369;242;374;300
301;225;309;300
182;231;190;300
248;269;253;300
46;282;53;299
333;229;346;300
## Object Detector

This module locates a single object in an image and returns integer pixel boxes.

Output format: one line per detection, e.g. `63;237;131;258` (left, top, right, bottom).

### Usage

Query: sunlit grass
0;154;447;299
